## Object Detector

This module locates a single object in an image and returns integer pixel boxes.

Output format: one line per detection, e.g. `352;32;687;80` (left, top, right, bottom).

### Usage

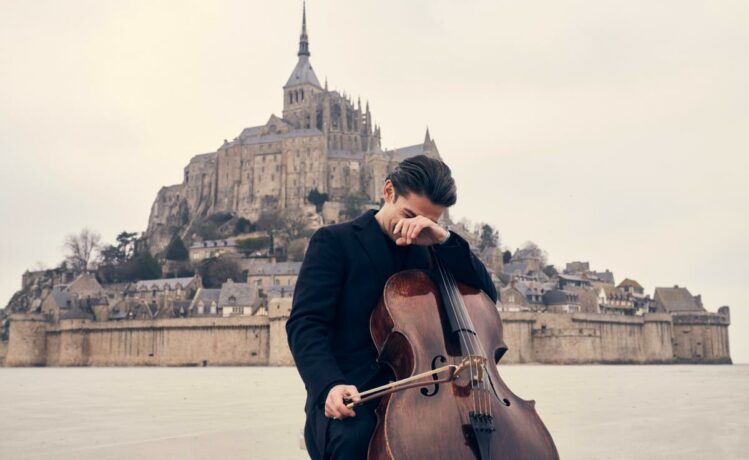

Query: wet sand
0;364;746;459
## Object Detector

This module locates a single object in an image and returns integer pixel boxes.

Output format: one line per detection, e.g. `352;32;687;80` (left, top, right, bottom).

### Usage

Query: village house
217;280;257;317
125;275;201;302
189;238;239;261
40;273;108;322
596;285;635;315
618;278;645;296
653;285;705;313
542;289;581;313
189;287;220;316
558;273;592;289
246;261;301;299
563;261;615;285
499;280;530;312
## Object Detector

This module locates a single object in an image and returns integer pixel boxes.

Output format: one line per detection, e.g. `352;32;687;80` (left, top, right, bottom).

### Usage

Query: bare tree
519;241;549;267
64;227;102;273
278;208;311;241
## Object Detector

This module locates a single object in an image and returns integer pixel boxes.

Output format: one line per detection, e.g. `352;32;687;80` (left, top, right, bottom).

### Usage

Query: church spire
298;1;310;57
424;125;431;143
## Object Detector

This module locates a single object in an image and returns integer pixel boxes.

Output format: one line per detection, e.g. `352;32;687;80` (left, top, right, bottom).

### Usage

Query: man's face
380;180;445;242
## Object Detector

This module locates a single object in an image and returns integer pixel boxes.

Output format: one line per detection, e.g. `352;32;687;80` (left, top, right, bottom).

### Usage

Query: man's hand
325;384;360;419
393;215;448;246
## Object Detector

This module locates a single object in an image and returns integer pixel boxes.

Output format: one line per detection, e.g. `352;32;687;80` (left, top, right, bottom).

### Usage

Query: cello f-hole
420;355;446;397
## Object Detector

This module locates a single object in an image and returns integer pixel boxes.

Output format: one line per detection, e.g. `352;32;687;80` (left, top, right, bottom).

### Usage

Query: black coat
286;208;498;415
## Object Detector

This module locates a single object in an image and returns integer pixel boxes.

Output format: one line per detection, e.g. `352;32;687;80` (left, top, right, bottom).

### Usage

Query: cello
347;245;560;459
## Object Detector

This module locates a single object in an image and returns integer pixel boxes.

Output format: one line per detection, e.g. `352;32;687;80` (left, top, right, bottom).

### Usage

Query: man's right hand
324;384;360;419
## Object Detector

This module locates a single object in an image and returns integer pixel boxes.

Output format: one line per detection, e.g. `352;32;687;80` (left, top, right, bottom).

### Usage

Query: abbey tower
146;2;442;255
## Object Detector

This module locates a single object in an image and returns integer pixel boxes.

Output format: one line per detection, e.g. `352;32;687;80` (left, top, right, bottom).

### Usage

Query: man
286;154;498;459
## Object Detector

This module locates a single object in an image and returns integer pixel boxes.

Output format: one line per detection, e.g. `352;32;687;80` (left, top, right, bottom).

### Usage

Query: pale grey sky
1;0;747;362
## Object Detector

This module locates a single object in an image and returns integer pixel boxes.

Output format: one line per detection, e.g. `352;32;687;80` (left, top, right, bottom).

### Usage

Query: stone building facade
146;4;442;255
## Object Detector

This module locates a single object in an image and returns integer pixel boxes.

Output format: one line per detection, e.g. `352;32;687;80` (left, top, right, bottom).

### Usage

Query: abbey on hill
146;2;440;255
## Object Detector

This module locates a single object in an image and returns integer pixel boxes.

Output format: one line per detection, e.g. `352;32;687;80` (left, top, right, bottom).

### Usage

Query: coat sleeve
286;226;347;407
431;230;498;304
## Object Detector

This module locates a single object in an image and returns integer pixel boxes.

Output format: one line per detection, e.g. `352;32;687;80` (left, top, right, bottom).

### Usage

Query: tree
478;223;500;252
502;250;512;264
198;257;242;288
307;188;329;212
234;217;255;235
64;228;102;272
342;191;370;220
115;231;138;259
277;208;312;241
255;210;282;233
128;251;162;280
255;209;311;242
165;236;189;261
520;241;549;267
286;238;307;262
236;236;272;255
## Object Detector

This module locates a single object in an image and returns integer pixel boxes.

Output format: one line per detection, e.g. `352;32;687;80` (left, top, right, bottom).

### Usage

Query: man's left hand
393;215;448;246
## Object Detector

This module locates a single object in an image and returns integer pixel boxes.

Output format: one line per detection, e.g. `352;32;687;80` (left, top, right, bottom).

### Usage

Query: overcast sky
1;0;747;363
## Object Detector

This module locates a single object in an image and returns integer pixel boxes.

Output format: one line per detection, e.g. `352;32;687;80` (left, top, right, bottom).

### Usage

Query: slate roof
591;270;615;284
284;55;322;88
189;288;221;311
618;278;644;290
392;143;426;160
224;127;324;149
47;285;74;309
503;260;539;277
133;277;196;292
543;289;578;306
267;284;295;299
599;285;626;298
654;286;705;313
247;261;302;276
218;281;255;308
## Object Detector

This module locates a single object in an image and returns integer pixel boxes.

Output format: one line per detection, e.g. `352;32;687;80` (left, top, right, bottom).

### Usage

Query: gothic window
316;110;323;129
288;92;293;104
301;89;305;100
305;113;311;129
332;104;341;129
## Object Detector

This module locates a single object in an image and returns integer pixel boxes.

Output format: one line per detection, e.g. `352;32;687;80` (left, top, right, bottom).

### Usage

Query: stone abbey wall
3;303;293;367
2;308;731;367
501;312;677;364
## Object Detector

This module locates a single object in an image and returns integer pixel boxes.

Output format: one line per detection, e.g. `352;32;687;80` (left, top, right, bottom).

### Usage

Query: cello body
367;269;560;460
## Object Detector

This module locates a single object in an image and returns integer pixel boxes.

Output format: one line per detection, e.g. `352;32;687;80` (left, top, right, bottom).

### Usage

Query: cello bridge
454;355;487;382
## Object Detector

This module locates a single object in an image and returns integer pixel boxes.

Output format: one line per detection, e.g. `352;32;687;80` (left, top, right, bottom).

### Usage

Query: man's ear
383;180;395;203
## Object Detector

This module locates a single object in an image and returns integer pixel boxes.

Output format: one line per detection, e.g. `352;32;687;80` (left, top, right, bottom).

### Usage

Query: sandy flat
0;364;746;459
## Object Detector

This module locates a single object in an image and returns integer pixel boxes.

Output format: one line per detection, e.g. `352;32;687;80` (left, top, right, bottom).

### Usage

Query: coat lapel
353;209;395;288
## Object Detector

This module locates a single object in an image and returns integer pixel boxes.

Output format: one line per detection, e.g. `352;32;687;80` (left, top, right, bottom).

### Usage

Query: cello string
433;251;489;416
442;263;494;418
440;255;490;417
439;261;489;417
433;251;483;414
433;253;481;414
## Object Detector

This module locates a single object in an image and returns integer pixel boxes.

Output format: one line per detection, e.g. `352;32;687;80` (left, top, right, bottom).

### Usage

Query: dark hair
386;154;457;206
